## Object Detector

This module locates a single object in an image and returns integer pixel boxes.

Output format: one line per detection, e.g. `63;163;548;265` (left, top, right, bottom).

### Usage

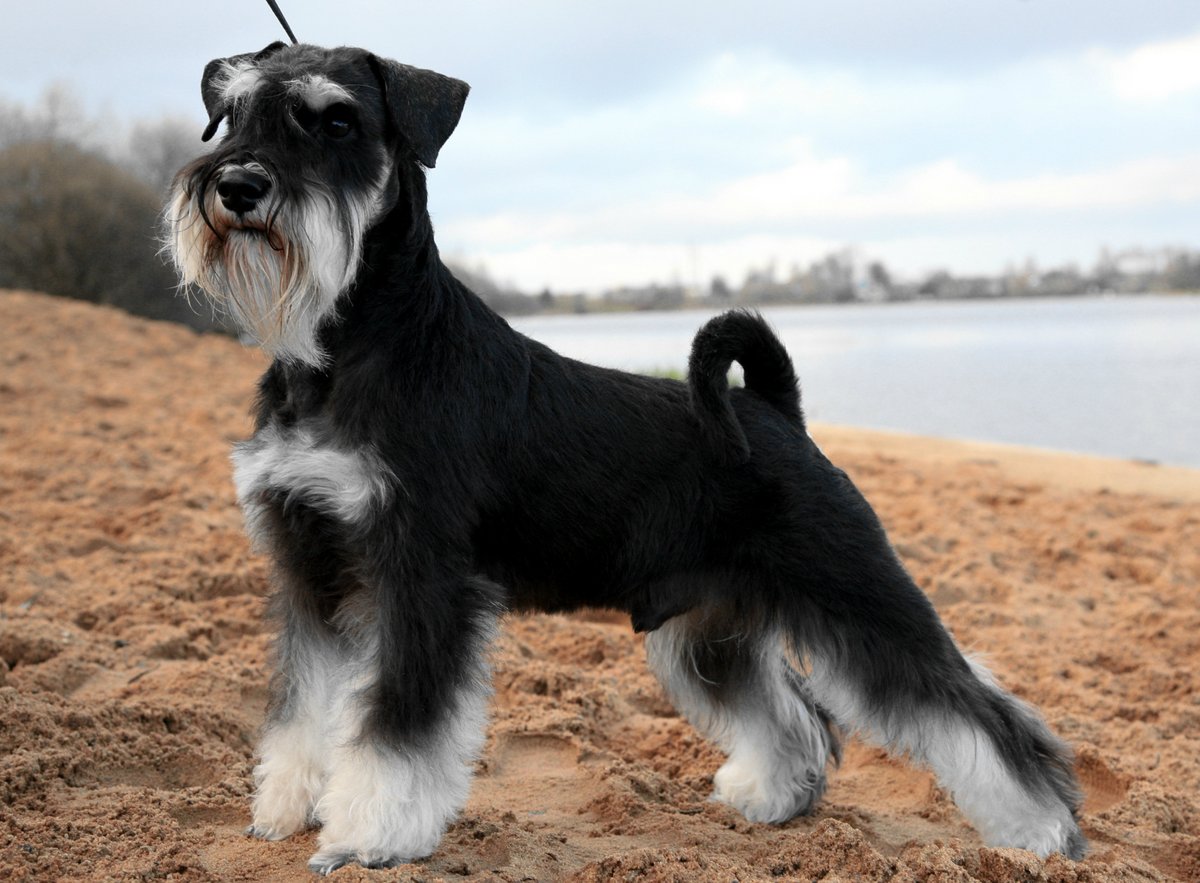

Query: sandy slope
2;290;1198;882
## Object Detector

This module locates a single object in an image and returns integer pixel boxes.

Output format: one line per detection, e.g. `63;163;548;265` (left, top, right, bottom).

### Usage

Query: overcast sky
5;1;1200;292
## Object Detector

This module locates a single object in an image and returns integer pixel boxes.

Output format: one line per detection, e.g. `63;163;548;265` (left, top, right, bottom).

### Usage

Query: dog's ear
366;54;469;168
199;41;289;142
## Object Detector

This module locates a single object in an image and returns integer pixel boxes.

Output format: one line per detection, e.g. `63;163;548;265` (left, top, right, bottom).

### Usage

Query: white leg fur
307;648;492;874
928;718;1076;856
710;659;832;823
646;616;833;824
250;724;326;840
249;640;339;840
807;656;1078;857
248;616;493;874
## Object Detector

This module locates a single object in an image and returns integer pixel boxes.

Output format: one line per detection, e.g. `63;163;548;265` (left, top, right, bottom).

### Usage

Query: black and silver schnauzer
167;42;1087;874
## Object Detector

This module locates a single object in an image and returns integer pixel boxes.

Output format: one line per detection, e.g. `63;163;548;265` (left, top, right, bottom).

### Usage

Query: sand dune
2;290;1197;881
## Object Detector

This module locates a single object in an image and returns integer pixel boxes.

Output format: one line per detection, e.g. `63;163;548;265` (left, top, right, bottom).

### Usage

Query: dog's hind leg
791;554;1088;858
644;608;839;823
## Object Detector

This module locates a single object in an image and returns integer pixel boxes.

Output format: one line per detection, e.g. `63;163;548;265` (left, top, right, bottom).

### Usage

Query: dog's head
166;42;469;365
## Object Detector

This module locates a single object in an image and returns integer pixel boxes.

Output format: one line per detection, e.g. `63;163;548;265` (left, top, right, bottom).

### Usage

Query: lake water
511;296;1200;469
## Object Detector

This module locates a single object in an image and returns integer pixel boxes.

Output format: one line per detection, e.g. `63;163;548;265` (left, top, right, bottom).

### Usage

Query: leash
264;0;299;44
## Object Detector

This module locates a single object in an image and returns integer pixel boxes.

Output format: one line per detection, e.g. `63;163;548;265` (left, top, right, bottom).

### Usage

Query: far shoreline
813;421;1200;502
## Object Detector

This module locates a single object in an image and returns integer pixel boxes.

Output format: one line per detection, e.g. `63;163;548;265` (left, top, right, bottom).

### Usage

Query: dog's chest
231;420;392;541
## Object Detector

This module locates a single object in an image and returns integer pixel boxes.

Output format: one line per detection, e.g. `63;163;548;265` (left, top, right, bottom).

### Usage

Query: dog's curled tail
688;310;803;465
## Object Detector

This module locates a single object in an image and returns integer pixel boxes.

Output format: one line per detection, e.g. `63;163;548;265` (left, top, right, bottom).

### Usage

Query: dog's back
475;312;845;633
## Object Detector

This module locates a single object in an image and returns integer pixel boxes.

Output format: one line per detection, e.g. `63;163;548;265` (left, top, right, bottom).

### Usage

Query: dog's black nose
216;168;271;215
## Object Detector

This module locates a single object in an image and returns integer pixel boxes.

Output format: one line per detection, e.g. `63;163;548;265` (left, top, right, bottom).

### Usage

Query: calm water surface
512;296;1200;468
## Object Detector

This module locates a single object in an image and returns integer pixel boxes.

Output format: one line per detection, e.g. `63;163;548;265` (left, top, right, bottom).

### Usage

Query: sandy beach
2;289;1197;882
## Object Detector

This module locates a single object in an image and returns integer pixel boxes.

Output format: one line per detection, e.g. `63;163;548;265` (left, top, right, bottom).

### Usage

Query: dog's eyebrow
217;60;266;105
285;75;355;110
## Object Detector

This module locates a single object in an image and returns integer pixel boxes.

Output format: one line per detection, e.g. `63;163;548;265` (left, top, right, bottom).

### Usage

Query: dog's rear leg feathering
645;608;841;824
682;312;1087;859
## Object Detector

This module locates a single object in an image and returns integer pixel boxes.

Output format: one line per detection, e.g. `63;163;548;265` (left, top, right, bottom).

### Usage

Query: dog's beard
167;181;371;368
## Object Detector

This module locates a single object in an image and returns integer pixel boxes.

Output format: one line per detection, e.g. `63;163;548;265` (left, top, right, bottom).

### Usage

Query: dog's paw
250;760;322;842
307;851;351;876
307;850;402;876
247;818;319;842
1064;824;1089;861
988;812;1089;861
712;757;826;823
246;823;287;842
246;810;314;842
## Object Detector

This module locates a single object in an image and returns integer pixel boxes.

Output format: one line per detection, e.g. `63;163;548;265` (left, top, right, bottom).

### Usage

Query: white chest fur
232;421;393;546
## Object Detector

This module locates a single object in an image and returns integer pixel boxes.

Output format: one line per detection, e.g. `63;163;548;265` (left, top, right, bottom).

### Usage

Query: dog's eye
321;105;355;139
292;101;319;131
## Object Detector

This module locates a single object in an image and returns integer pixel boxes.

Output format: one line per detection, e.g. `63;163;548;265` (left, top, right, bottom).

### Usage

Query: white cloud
445;148;1200;244
441;147;1200;292
870;154;1200;217
688;52;872;119
1098;30;1200;102
432;32;1200;294
454;234;843;294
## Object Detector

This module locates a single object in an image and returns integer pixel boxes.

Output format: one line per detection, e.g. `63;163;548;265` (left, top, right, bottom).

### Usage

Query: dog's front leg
249;606;340;841
242;493;351;843
307;563;499;876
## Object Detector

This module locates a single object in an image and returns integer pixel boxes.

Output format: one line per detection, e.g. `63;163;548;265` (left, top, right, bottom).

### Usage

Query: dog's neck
282;164;501;384
353;163;463;319
257;227;502;436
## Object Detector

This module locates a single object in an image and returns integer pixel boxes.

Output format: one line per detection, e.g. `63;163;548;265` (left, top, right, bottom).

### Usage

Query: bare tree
0;139;219;330
124;116;206;194
0;83;95;149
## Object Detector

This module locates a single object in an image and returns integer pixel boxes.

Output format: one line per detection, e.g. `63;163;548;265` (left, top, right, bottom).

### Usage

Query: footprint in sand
1075;746;1130;814
490;733;580;780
